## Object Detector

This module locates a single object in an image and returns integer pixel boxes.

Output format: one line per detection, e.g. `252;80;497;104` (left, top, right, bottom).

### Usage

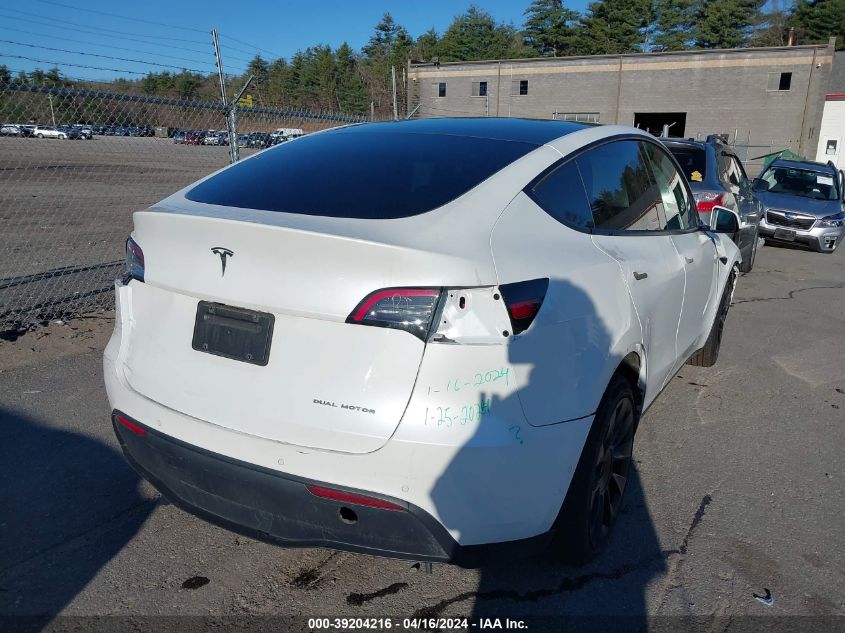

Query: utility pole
48;93;55;126
212;28;240;164
391;66;398;121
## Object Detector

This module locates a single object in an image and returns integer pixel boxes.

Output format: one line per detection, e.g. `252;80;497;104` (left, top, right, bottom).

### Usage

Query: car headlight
818;211;845;228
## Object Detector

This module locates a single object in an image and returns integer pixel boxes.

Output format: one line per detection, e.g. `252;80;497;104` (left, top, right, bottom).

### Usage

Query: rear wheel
551;374;636;565
687;268;736;367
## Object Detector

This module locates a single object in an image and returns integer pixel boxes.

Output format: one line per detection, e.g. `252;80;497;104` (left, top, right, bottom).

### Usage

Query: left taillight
347;287;441;341
125;236;144;282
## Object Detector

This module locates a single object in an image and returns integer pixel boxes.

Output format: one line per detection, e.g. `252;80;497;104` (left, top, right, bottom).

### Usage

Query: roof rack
705;133;730;144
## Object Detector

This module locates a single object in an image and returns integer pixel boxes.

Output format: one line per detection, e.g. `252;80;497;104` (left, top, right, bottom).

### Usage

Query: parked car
237;133;250;148
663;135;762;272
0;124;21;136
58;125;82;140
73;125;93;139
753;158;845;253
202;132;227;146
173;130;187;144
19;125;35;137
247;132;272;149
184;131;203;145
33;125;67;139
105;119;741;566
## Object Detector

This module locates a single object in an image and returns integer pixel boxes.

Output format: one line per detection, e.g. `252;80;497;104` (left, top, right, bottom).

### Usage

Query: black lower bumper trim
111;410;551;567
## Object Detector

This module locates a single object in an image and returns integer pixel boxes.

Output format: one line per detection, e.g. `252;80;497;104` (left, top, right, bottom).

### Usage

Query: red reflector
115;414;145;436
306;485;404;511
509;299;542;320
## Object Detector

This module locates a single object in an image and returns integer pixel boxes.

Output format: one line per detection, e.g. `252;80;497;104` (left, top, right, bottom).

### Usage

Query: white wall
816;99;845;168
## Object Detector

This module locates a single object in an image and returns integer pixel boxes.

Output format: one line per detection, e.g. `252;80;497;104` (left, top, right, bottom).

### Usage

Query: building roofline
410;42;833;69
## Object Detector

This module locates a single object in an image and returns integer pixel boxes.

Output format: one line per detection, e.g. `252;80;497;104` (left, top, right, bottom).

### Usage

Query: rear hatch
119;122;566;453
124;207;498;454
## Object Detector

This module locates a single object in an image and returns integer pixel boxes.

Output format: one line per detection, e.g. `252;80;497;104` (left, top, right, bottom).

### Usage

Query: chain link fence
0;81;373;333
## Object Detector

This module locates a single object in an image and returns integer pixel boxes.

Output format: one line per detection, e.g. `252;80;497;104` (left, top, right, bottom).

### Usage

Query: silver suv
753;158;845;253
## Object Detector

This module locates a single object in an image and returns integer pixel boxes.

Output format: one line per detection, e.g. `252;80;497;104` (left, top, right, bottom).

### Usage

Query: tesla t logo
210;247;234;276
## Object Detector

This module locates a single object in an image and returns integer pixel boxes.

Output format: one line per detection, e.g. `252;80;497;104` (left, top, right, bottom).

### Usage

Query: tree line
2;0;842;117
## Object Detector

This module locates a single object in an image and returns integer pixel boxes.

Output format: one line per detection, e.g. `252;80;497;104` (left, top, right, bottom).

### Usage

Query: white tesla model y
104;118;741;565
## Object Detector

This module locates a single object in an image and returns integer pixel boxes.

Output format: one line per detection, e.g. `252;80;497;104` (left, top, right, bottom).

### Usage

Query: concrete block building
408;38;843;170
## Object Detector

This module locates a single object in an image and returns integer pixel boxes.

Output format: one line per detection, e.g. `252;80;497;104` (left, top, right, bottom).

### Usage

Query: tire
687;268;736;367
550;373;636;565
37;134;43;138
739;229;758;273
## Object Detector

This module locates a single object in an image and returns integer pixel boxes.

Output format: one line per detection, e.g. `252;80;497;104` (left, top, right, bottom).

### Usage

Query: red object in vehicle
693;191;725;213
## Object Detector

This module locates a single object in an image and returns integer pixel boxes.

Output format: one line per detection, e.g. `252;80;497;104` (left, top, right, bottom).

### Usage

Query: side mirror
751;178;769;193
711;205;740;233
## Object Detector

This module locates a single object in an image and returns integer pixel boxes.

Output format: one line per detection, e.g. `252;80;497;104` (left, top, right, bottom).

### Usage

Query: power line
0;11;255;66
2;25;217;69
33;0;208;34
1;65;111;83
217;34;285;60
0;7;209;46
0;39;213;74
0;53;157;76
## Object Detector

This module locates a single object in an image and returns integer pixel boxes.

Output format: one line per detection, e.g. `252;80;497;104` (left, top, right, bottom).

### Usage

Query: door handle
685;257;695;264
633;271;648;280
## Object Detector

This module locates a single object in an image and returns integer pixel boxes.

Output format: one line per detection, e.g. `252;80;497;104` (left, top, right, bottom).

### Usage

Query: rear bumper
112;410;551;566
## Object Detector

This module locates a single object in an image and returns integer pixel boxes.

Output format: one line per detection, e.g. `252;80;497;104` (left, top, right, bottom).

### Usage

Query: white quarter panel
490;192;642;426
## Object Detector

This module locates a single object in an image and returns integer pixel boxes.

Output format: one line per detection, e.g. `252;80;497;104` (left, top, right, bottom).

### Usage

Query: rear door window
528;160;593;230
577;140;665;232
642;142;697;230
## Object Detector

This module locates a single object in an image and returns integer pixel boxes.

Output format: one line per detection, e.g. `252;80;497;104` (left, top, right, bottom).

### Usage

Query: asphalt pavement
1;243;843;631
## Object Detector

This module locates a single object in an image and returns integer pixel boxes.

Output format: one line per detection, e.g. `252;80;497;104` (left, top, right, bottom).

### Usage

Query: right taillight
693;191;724;213
125;236;144;282
499;278;549;334
347;287;441;340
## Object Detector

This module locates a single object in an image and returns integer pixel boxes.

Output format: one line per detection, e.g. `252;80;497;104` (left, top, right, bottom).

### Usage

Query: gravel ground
0;243;844;632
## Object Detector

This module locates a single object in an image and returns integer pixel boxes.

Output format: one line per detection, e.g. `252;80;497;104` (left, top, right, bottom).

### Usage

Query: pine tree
522;0;580;56
789;0;845;47
414;29;440;61
651;0;696;51
574;0;651;55
693;0;766;49
437;6;531;61
336;42;368;114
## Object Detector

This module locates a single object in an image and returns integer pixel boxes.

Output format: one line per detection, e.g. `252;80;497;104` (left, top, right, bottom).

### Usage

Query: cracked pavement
1;243;844;626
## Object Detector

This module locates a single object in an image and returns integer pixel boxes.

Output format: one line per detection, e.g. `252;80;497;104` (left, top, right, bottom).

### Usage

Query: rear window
666;146;707;184
185;129;539;218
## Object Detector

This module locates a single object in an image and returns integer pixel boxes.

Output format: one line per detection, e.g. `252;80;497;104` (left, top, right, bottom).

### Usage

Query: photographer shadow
428;278;668;631
0;407;154;629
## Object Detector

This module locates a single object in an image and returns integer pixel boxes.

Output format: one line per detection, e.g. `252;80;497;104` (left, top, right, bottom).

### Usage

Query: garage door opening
634;112;687;138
